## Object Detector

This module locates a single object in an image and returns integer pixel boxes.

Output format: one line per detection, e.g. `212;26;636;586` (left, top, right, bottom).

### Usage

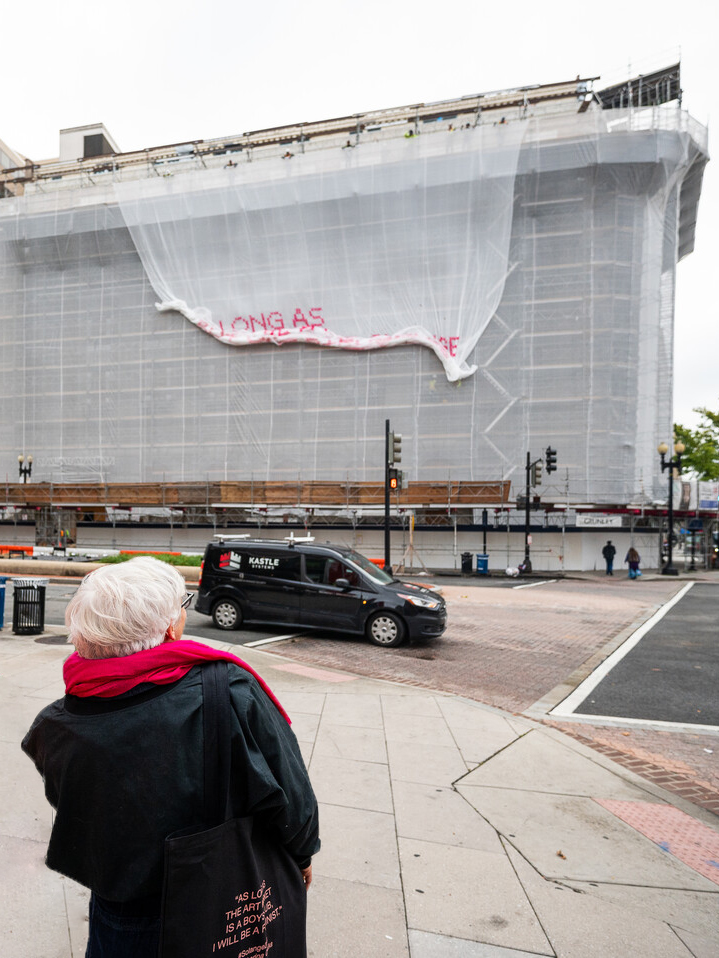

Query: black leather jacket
22;664;319;901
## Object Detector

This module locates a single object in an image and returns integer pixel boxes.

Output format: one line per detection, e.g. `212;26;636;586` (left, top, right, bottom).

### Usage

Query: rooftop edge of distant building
0;63;682;176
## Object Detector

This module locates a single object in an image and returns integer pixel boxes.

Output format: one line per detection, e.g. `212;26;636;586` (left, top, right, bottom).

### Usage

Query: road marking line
550;582;695;718
244;633;303;648
513;579;557;590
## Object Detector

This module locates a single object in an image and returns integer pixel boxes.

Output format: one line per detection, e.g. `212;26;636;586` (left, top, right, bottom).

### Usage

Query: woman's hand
300;864;312;890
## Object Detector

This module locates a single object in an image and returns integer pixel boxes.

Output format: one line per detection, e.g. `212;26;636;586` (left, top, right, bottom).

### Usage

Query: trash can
0;576;7;630
12;577;49;636
476;554;489;575
461;552;473;574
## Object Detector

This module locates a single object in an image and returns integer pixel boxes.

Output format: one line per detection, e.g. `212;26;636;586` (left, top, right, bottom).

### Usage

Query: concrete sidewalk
2;629;718;958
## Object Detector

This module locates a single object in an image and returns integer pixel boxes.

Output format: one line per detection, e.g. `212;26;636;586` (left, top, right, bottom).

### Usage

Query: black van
194;538;447;647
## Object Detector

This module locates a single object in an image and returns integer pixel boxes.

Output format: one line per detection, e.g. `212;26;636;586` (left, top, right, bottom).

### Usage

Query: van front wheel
212;599;243;631
366;611;405;648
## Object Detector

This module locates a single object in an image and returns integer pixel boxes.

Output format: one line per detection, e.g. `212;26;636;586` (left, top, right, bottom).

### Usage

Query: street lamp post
18;454;33;484
657;440;685;576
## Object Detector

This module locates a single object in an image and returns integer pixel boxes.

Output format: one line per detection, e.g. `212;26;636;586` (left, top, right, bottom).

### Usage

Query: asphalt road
573;583;719;726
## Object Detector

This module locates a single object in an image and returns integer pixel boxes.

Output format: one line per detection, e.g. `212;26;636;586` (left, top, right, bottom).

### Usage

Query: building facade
0;69;708;515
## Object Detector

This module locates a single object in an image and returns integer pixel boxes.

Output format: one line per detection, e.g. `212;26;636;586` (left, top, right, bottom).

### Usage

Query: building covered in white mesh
0;66;708;509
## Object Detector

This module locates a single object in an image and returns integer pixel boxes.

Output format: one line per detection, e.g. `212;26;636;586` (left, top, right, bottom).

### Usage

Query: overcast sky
2;0;715;429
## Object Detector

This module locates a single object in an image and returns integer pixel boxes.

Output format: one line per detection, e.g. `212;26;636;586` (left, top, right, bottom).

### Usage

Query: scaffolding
0;66;708;510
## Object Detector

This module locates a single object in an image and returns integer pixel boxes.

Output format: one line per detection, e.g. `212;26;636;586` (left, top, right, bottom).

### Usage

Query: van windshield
343;549;395;584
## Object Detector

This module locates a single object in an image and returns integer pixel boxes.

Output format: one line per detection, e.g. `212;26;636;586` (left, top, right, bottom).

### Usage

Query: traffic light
389;431;402;465
545;446;557;473
389;468;400;490
531;461;542;486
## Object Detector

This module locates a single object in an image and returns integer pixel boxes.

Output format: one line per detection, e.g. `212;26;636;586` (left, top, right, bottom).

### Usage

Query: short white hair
66;557;186;659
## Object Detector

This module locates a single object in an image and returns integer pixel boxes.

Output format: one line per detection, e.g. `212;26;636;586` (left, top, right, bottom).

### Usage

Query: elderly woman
22;557;319;958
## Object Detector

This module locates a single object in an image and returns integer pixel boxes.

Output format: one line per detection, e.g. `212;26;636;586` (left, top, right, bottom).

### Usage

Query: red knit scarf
63;639;290;724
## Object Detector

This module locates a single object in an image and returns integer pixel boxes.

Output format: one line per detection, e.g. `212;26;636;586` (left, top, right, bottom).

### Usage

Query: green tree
674;405;719;480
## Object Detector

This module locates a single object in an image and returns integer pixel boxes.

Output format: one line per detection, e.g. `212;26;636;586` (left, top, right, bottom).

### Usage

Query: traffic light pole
522;447;557;573
384;422;403;572
384;419;391;571
524;451;532;571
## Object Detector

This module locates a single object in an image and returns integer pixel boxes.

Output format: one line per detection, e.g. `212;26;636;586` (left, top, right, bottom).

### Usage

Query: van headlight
398;593;440;609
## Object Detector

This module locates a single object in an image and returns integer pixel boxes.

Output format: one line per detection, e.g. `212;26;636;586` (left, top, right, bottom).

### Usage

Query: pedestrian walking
625;547;642;579
22;557;319;958
602;540;616;575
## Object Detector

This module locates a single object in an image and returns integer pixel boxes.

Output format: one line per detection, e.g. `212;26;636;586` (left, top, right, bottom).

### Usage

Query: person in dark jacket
602;540;616;575
22;557;319;958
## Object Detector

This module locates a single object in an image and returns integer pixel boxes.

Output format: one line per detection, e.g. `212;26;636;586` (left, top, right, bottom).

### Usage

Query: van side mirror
334;578;350;590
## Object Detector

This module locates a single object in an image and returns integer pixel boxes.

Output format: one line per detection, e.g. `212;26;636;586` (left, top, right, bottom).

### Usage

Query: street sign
576;513;623;527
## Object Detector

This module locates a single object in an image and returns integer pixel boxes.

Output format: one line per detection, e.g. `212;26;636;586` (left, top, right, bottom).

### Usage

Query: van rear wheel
212;599;242;631
366;611;405;648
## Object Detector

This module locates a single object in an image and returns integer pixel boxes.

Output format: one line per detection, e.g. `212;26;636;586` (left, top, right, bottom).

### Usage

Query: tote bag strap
201;661;233;826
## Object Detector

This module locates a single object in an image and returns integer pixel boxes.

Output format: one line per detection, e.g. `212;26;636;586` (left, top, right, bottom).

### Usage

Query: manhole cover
34;634;70;645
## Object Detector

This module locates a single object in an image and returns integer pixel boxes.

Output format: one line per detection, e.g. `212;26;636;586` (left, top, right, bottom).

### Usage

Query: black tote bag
159;662;307;958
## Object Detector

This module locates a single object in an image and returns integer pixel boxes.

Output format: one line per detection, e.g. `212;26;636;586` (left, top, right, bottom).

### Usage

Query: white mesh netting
115;123;526;382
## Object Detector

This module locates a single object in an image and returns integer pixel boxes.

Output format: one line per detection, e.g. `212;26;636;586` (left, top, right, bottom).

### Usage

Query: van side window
328;561;361;588
303;555;362;587
304;556;327;584
342;564;362;588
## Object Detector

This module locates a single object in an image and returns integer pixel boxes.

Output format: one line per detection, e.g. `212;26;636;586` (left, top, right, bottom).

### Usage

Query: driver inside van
326;560;360;587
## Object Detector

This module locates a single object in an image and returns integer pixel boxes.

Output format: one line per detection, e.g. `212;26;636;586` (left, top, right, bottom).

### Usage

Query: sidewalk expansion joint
499;835;559;957
450;727;534;788
380;695;412;952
